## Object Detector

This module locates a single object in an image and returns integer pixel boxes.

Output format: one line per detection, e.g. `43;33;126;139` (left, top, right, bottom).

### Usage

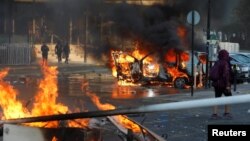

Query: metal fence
0;43;34;65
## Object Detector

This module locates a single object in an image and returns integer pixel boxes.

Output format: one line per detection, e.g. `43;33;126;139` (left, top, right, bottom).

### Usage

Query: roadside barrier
0;43;34;65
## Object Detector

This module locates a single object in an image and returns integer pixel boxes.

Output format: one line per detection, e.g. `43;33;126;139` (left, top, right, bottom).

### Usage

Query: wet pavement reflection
3;73;189;140
58;74;188;100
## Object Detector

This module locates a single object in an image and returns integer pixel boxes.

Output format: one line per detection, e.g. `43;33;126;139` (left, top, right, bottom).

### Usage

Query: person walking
63;42;70;64
55;41;63;63
210;49;233;120
41;42;49;66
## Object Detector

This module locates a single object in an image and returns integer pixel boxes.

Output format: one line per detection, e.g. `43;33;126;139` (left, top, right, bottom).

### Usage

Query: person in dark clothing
55;41;63;63
41;42;49;66
63;42;70;64
210;49;233;120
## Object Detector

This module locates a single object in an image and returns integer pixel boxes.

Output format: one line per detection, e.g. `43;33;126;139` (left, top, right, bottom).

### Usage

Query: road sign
187;10;200;25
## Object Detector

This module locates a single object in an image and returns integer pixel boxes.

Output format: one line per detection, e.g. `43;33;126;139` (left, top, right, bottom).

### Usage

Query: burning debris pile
0;66;101;140
0;65;89;128
0;64;166;141
84;81;165;141
0;68;29;120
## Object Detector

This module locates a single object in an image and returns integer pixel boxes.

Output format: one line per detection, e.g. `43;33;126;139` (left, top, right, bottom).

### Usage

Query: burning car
111;49;195;89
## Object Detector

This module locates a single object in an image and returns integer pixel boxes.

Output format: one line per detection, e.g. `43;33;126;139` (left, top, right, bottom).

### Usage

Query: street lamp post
205;0;211;88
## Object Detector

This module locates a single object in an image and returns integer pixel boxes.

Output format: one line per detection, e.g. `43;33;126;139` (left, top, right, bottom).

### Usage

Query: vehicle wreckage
111;50;202;89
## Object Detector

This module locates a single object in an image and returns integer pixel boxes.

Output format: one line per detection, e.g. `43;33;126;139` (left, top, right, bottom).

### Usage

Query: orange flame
30;65;89;127
111;86;136;99
68;104;90;128
52;136;58;141
0;68;30;120
111;46;192;87
177;25;188;49
167;67;188;81
86;90;141;133
0;65;89;128
177;26;187;39
164;49;177;63
199;54;207;64
180;51;190;62
111;50;135;78
87;92;115;110
111;46;159;86
68;117;90;128
113;115;141;132
29;64;68;127
164;49;190;80
0;68;9;79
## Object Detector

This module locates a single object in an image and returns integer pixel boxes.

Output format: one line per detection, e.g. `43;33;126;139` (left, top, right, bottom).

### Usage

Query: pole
32;0;35;44
100;14;103;45
12;18;15;34
205;0;211;89
233;64;237;91
69;19;72;44
84;12;88;63
8;0;13;43
191;11;194;96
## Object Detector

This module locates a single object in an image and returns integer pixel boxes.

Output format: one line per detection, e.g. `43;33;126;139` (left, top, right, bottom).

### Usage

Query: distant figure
230;33;239;43
41;42;49;66
63;42;70;64
210;49;233;120
55;41;63;63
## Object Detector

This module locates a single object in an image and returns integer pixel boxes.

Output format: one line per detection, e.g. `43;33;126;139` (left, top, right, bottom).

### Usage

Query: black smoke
107;3;185;54
105;0;238;50
42;0;239;61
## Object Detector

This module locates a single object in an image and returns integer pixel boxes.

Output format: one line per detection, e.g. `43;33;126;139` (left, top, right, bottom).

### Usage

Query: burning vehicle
111;48;202;89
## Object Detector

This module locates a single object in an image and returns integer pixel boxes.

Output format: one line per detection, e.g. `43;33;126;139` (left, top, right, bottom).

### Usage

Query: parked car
230;53;250;63
229;53;250;81
237;52;250;59
233;52;250;63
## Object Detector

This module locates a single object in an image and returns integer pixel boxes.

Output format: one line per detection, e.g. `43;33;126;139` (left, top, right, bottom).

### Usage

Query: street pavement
1;61;250;141
129;84;250;141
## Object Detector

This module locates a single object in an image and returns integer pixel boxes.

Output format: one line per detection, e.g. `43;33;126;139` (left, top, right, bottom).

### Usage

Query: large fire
29;65;68;127
0;64;89;128
164;49;189;80
0;68;29;119
111;46;191;88
111;47;160;86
